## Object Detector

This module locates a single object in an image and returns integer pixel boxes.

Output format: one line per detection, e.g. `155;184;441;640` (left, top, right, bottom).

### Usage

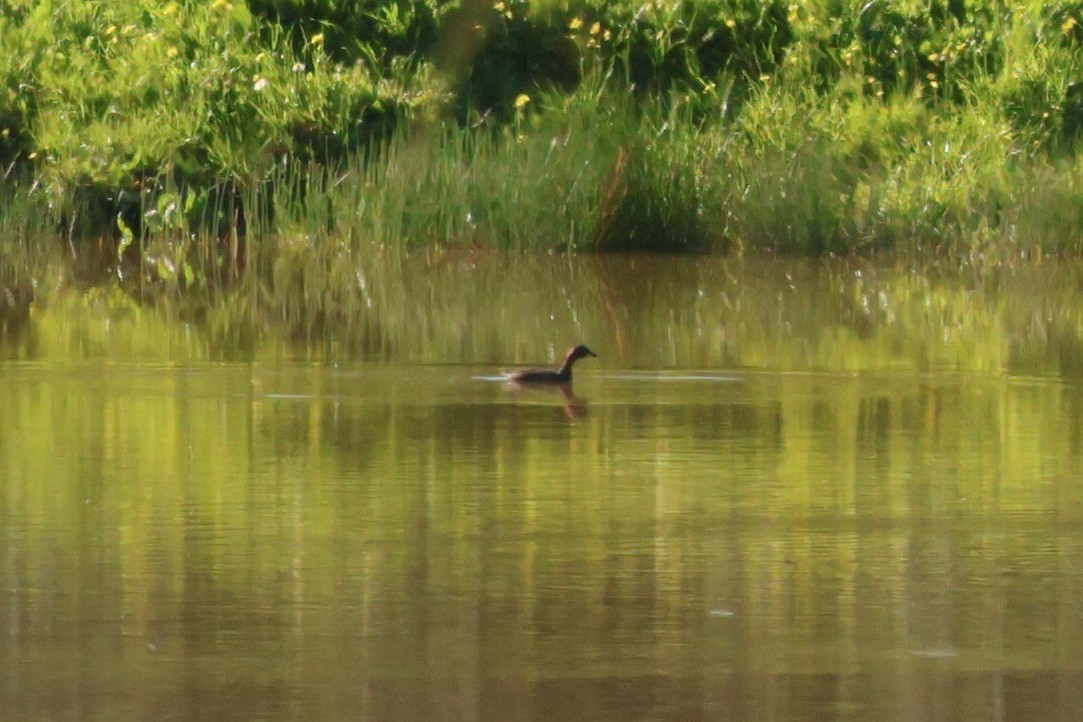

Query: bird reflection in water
505;345;596;419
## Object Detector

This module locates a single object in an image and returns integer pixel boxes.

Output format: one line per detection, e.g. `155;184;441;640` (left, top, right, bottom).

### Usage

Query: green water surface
2;255;1083;721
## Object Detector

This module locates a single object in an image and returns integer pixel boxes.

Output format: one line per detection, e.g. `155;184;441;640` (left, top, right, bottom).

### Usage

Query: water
3;255;1083;720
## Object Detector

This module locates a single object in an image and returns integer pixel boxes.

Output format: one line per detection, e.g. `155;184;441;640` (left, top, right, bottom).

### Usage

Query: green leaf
231;4;253;30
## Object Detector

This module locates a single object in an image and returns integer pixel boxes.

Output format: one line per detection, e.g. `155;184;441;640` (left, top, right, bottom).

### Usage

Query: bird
506;345;597;384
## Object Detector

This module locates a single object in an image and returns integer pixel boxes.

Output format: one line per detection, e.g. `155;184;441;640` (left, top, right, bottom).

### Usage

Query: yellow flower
514;93;531;109
590;21;601;35
166;46;178;58
568;17;582;30
1064;17;1078;32
311;32;324;46
725;18;737;28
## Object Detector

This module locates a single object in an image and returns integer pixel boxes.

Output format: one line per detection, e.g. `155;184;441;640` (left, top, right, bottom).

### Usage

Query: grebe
506;345;597;384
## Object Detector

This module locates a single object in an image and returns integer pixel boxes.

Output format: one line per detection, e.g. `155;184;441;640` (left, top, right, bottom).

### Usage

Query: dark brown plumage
507;345;597;384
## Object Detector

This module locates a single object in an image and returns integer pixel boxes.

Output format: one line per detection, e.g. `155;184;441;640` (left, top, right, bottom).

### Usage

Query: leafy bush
8;0;1083;261
248;0;443;68
1;0;425;241
451;0;581;122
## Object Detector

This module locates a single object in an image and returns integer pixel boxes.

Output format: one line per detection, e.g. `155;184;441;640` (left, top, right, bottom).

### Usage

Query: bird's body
506;345;597;384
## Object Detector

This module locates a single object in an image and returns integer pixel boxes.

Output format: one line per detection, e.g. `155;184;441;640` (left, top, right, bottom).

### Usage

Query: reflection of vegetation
2;346;1082;707
11;255;1083;382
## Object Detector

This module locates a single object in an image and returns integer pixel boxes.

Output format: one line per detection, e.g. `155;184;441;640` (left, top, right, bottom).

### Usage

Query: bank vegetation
2;0;1083;304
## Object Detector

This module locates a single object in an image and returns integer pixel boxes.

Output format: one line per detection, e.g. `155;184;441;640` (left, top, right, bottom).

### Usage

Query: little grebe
507;345;597;384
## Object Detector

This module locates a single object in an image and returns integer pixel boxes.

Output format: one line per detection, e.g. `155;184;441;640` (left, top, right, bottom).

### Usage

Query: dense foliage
3;0;1083;261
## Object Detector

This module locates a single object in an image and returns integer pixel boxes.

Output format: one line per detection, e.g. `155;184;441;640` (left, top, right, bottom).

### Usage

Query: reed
5;0;1083;272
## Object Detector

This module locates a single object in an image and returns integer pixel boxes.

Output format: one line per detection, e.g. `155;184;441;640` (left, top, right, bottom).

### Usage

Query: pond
2;254;1083;721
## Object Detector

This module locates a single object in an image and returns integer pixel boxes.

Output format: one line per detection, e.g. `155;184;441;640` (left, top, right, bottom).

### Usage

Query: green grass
6;0;1083;285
